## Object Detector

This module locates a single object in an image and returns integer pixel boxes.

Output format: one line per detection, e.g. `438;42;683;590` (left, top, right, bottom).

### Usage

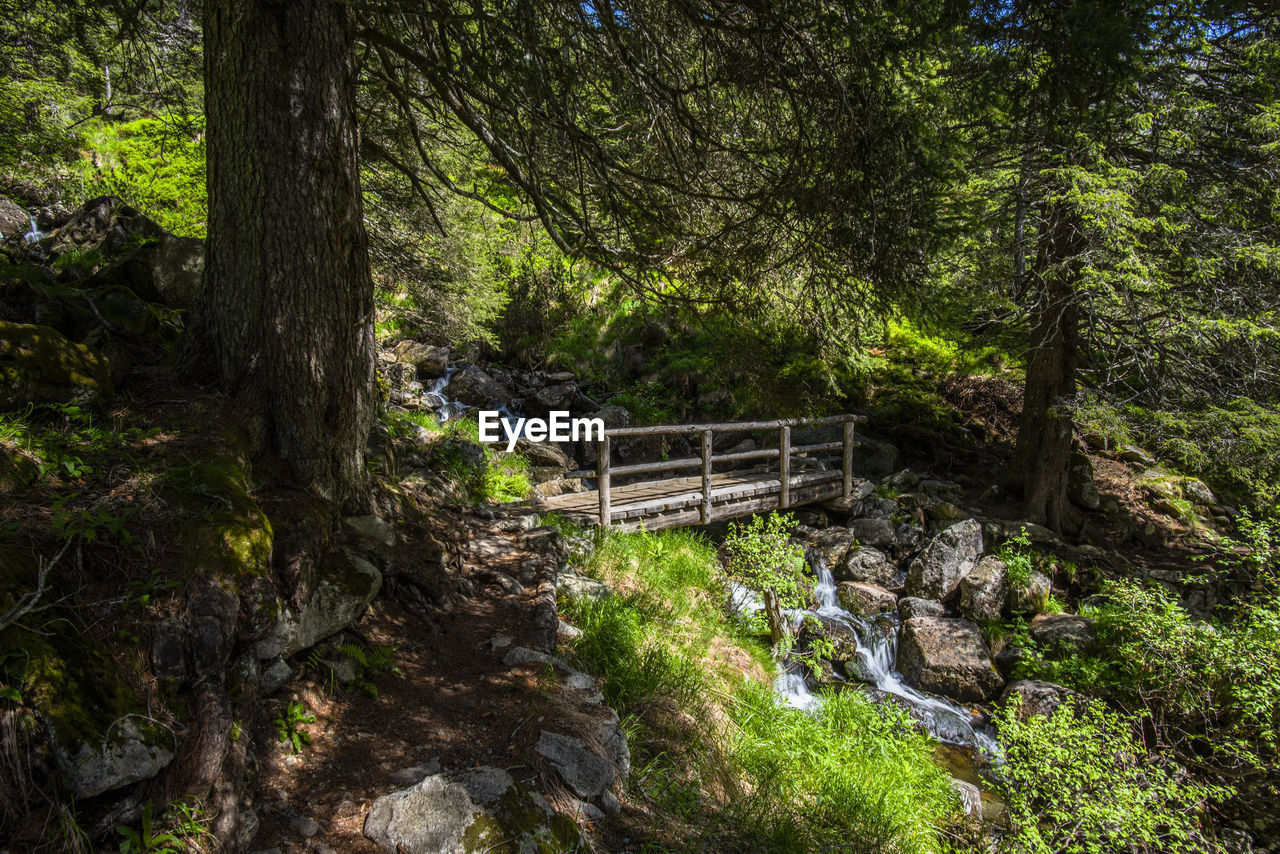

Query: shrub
993;698;1226;854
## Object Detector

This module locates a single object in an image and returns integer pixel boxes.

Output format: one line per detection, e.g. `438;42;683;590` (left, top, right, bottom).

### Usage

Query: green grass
558;526;961;852
385;411;533;504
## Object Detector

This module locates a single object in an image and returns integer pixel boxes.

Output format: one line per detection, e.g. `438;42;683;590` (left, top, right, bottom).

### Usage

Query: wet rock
835;546;899;587
795;525;860;568
1008;570;1052;615
536;731;615;798
800;614;862;667
905;519;983;601
1029;613;1097;653
1000;679;1087;722
255;550;382;659
1067;452;1101;511
951;779;983;823
150;621;187;679
845;517;898;550
837;582;897;616
0;321;113;409
898;616;1002;703
958;556;1008;623
898;597;945;620
445;365;513;407
364;766;578;853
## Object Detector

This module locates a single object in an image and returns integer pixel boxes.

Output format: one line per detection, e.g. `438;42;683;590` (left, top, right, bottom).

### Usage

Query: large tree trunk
1011;201;1082;531
192;0;375;505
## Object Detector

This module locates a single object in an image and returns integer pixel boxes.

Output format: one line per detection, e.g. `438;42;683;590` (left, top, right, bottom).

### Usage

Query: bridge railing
562;414;867;526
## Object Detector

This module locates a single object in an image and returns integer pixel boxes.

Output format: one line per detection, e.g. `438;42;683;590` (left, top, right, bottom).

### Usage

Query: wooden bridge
536;415;867;530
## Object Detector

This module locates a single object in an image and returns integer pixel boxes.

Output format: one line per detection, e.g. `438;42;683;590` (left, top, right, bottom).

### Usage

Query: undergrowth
558;525;961;853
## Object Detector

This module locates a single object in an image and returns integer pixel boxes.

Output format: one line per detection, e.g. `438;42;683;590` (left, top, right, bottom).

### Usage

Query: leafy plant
50;496;138;547
721;512;809;649
999;526;1035;591
122;568;179;611
274;701;315;754
116;799;211;854
992;697;1227;854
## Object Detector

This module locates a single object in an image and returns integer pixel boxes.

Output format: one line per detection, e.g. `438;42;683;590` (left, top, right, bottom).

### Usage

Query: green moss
459;784;581;853
165;447;273;581
0;622;142;752
0;320;113;410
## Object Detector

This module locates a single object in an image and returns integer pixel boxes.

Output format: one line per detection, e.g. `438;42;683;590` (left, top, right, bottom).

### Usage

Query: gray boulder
835;546;899;587
1000;679;1087;722
526;382;578;417
794;525;859;569
958;556;1008;623
837;582;897;616
515;437;572;469
536;731;615;798
52;716;174;799
1009;569;1052;615
0;195;27;236
255;550;382;659
557;571;611;602
845;517;898;550
898;597;945;620
364;767;578;853
1067;452;1101;511
445;365;513;407
393;341;449;377
898;616;1002;703
1030;613;1097;653
847;436;899;477
905;519;983;601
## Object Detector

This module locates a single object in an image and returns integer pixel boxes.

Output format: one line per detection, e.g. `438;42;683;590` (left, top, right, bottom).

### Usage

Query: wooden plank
701;429;713;524
597;436;611;527
605;414;866;438
779;426;791;509
843;419;855;498
611;456;702;477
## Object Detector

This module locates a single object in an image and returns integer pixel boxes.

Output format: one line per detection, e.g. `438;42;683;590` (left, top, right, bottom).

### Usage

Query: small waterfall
737;558;998;754
23;215;44;244
416;366;530;442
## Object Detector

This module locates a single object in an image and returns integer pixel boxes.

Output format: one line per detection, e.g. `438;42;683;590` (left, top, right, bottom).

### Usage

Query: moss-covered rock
0;623;173;797
0;320;112;410
165;442;274;583
364;767;580;853
254;548;381;659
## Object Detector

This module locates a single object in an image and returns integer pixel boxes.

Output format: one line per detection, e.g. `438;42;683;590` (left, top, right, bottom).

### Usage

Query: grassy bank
552;524;963;853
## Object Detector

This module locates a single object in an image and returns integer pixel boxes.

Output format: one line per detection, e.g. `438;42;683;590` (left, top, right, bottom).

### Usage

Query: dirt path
249;510;611;853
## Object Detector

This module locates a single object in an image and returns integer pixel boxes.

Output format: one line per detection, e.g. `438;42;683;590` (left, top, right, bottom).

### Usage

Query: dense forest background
2;1;1279;853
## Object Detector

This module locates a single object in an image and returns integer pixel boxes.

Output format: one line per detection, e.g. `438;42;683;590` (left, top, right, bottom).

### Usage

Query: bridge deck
537;468;843;530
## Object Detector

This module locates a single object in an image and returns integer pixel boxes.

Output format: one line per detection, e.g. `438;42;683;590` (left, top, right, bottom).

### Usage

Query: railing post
701;429;713;523
779;425;791;509
597;436;611;527
842;418;855;498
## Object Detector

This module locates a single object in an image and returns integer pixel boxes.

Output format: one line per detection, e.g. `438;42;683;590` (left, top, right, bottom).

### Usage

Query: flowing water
420;368;527;440
24;215;44;244
760;559;998;755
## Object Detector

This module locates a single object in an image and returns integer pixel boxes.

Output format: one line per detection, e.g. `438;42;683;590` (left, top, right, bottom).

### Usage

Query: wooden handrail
564;413;865;527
